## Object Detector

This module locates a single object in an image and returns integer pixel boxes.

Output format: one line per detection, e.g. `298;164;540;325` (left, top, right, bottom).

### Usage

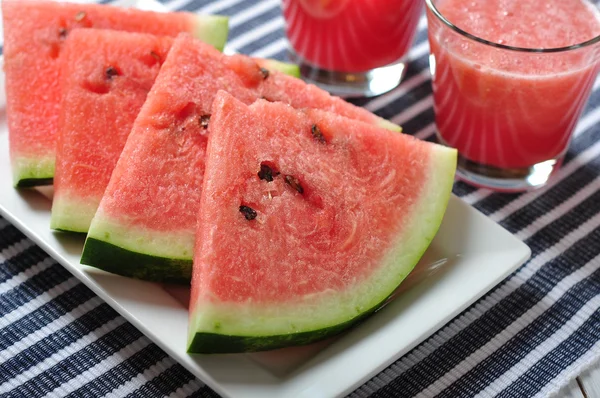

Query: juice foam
438;0;600;49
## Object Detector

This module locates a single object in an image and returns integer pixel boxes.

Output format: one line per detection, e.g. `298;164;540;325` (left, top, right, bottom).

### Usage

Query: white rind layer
50;193;100;233
12;155;55;186
87;208;196;260
193;15;229;52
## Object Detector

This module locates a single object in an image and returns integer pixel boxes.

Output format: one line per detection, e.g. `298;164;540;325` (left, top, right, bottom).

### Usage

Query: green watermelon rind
257;59;301;78
378;118;402;132
81;237;191;284
187;144;457;353
188;313;367;353
12;156;54;188
82;213;194;283
192;14;229;52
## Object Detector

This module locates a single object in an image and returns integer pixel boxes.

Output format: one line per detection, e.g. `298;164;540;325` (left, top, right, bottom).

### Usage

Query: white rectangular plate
0;125;531;398
0;1;531;395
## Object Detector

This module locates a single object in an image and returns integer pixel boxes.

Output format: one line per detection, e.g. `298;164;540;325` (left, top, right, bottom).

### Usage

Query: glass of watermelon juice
282;0;423;97
426;0;600;191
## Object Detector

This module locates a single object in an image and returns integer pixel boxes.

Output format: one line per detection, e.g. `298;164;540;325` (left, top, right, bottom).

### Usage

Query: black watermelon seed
259;67;270;79
105;66;119;79
58;28;68;39
74;11;86;22
239;205;257;220
285;175;304;194
311;124;326;144
258;163;279;182
150;51;161;62
199;115;211;129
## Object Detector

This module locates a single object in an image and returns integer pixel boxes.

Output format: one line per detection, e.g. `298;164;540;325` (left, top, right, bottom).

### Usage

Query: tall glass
282;0;423;98
426;0;600;191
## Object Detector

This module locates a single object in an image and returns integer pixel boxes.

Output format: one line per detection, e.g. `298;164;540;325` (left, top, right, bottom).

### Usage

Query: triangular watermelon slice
2;0;228;187
50;29;173;233
187;91;456;353
81;34;400;284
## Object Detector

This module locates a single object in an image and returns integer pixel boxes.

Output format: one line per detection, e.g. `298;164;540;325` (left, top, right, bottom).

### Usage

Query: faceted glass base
288;51;407;98
437;133;564;192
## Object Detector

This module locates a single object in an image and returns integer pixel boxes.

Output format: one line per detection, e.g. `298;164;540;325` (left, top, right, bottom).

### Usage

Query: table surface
1;0;600;397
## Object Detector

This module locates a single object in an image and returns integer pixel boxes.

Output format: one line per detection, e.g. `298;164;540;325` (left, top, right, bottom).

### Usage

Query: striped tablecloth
2;0;600;397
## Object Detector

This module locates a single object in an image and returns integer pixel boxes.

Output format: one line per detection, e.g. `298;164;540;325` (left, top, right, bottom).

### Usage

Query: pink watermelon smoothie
428;0;600;169
2;0;228;187
187;91;456;353
50;30;173;233
81;34;400;284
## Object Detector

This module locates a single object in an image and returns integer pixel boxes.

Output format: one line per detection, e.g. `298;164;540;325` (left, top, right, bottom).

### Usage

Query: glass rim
425;0;600;53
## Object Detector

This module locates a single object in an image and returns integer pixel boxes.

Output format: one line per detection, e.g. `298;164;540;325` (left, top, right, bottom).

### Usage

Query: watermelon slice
50;29;173;233
81;34;399;284
187;91;456;353
2;0;228;187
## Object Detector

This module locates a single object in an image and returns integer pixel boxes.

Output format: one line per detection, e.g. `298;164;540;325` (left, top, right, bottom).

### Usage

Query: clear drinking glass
282;0;423;98
426;0;600;191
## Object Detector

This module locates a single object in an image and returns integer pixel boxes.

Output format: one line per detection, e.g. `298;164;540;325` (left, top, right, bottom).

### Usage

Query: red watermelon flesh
50;29;173;233
187;91;456;353
2;0;228;187
81;34;399;283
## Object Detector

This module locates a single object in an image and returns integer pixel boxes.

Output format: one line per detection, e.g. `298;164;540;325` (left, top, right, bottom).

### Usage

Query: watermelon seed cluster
257;161;304;194
50;10;97;59
242;161;305;222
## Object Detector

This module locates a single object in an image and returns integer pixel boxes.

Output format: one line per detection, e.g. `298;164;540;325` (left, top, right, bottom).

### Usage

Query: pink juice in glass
283;0;422;72
427;0;600;189
282;0;423;97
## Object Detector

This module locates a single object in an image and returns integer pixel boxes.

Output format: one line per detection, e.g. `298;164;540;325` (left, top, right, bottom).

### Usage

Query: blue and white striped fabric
1;0;600;397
